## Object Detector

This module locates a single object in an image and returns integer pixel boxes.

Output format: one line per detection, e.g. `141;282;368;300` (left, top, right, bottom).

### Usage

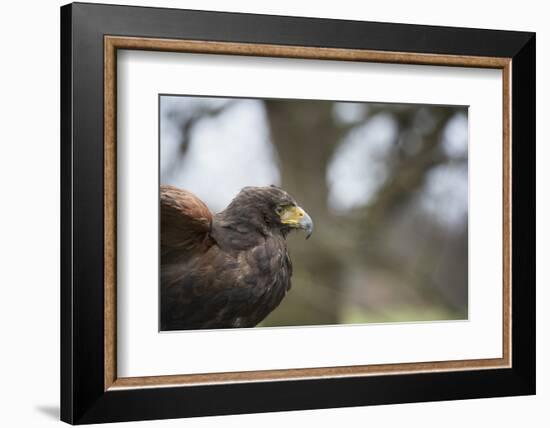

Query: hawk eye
275;206;284;215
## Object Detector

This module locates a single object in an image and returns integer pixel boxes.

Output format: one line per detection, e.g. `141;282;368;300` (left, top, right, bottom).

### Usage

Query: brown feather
160;185;213;264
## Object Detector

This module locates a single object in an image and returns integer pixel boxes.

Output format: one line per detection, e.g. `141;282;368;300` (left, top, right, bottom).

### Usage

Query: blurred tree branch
163;100;236;181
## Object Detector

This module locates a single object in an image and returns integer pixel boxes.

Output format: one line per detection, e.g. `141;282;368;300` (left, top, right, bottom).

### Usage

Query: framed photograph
60;2;535;424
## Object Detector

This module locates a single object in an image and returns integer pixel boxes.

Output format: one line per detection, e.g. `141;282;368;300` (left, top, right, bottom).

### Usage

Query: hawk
160;184;313;330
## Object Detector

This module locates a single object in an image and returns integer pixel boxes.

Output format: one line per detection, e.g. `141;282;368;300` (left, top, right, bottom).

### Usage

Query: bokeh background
160;95;468;327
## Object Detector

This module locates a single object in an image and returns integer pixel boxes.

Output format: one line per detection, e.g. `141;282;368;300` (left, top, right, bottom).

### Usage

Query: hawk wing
160;184;213;265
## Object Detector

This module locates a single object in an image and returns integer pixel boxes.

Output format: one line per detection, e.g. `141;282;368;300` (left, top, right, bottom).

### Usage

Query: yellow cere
280;206;306;225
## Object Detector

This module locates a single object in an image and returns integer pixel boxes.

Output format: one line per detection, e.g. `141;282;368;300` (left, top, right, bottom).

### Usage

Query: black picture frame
61;2;535;424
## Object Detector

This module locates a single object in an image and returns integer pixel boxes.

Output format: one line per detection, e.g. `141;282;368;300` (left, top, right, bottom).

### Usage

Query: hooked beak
300;211;314;239
280;206;314;239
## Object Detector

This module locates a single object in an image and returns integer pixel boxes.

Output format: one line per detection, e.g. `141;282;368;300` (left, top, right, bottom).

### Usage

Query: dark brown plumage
160;184;313;331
